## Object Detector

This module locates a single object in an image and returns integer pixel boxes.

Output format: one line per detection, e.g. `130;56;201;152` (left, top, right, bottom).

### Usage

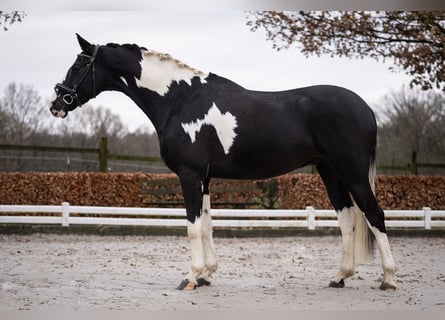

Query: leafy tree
0;11;26;31
247;11;445;91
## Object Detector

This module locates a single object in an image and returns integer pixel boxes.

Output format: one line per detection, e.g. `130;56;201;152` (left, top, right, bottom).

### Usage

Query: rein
54;45;100;109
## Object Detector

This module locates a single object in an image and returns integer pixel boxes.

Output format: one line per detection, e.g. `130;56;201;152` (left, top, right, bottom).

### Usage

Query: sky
0;11;414;132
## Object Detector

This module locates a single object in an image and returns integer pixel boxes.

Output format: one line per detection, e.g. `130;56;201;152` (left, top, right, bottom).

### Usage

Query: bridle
54;45;100;109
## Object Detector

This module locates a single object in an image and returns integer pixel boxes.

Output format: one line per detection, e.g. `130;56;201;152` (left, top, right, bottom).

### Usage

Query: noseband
54;45;100;109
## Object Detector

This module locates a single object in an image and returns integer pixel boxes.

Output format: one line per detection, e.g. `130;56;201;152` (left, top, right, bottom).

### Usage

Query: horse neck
117;51;208;134
121;88;168;133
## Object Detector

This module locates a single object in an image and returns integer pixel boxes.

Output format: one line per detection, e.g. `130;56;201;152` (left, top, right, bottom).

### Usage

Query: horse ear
76;33;94;54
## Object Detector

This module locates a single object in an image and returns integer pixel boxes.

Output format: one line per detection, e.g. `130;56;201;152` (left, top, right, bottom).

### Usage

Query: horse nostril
49;106;67;118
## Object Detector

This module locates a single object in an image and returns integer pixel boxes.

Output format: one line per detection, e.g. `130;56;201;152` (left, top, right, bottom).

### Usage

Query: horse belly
212;135;317;179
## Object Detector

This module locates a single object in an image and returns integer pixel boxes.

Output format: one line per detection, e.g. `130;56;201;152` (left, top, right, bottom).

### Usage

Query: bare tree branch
0;11;27;31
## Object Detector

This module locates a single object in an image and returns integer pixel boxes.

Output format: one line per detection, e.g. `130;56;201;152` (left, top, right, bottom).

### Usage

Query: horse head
49;34;102;118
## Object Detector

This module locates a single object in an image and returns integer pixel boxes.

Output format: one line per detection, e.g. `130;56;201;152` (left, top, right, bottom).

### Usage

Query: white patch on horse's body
120;76;128;86
181;102;238;155
135;49;208;96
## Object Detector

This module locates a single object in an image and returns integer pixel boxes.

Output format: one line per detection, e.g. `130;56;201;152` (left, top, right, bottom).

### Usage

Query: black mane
105;42;147;52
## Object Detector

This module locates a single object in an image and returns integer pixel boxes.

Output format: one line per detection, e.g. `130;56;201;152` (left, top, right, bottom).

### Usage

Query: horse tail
368;146;377;195
354;147;376;263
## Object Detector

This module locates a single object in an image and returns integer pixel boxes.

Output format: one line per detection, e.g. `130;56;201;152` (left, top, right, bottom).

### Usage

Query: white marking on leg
181;102;238;155
333;207;356;283
186;217;205;285
368;224;397;289
200;194;218;282
135;49;208;96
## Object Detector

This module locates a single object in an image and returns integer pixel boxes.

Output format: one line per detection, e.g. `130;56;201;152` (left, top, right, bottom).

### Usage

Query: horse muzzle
49;99;68;118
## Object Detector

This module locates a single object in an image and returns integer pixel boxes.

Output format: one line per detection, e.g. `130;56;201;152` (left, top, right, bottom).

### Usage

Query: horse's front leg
176;170;218;290
196;192;218;287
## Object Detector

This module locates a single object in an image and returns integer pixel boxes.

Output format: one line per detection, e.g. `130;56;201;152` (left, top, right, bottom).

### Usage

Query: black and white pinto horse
50;35;397;291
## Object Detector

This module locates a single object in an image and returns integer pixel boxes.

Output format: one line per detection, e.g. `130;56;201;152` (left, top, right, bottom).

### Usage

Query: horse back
162;76;376;179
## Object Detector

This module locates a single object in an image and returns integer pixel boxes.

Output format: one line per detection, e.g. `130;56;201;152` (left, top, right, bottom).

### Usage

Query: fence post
99;137;108;172
62;202;70;227
423;206;432;230
306;206;316;230
411;151;418;175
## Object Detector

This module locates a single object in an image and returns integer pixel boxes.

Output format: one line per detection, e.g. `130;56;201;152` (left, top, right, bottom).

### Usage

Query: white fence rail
1;202;444;230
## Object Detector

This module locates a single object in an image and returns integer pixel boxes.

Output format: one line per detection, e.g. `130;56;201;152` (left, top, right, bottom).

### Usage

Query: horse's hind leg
348;182;397;290
317;163;356;287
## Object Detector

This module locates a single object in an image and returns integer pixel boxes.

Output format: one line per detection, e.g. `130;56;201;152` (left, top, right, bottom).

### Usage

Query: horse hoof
380;282;397;291
329;279;345;288
197;278;211;287
177;279;197;290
